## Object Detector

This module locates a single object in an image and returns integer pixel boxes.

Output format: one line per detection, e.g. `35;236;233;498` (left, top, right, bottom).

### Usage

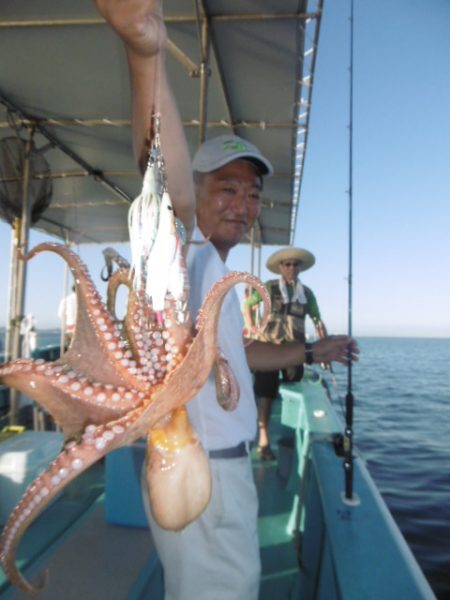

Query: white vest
185;228;257;451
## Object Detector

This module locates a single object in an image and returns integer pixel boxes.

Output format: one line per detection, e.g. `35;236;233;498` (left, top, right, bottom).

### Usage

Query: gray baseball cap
192;134;273;176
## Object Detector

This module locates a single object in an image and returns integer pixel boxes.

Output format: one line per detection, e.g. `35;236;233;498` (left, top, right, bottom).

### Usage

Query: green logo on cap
223;140;249;153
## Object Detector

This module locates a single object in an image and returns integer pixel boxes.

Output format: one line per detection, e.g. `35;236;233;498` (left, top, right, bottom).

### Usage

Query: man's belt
208;441;248;459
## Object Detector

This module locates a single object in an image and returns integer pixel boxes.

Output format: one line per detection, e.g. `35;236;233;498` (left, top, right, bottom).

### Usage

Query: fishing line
343;0;356;503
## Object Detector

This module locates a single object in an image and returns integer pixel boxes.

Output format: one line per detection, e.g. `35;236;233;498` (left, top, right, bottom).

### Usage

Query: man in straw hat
244;247;327;460
95;1;359;598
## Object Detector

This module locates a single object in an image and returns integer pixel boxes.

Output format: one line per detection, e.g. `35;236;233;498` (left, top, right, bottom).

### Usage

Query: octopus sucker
106;259;195;385
2;359;141;410
0;241;271;594
24;243;147;392
0;364;137;441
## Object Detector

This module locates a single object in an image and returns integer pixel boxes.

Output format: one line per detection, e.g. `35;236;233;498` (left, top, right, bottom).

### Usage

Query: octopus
0;241;270;594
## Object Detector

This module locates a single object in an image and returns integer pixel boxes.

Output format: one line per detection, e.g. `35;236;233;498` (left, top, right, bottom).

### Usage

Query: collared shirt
185;227;257;451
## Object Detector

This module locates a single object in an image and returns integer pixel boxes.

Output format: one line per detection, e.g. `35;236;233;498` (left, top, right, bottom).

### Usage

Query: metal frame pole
196;3;211;144
3;219;20;364
9;130;34;424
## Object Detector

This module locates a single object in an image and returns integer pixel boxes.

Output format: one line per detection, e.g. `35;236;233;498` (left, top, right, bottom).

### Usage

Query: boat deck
1;375;437;600
0;400;299;600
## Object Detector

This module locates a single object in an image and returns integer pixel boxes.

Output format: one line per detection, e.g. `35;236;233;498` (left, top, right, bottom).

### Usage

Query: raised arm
242;288;263;336
95;0;196;235
315;319;327;339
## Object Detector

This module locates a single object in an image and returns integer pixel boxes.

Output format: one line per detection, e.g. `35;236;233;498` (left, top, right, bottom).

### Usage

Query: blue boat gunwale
278;375;436;600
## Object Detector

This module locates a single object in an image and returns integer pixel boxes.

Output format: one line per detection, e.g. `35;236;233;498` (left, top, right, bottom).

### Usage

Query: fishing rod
343;0;356;504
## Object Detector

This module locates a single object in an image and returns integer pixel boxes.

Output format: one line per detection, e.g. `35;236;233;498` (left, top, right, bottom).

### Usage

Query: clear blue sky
1;0;449;338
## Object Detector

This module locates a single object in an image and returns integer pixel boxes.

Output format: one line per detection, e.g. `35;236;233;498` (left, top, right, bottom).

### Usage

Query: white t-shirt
185;228;257;451
58;292;77;329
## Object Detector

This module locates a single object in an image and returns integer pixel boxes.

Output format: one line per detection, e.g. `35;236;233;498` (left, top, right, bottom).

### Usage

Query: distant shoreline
0;328;449;342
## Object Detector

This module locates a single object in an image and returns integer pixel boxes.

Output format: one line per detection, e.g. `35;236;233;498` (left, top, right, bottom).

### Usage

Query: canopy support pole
59;232;74;357
196;2;211;144
9;128;34;425
3;220;19;365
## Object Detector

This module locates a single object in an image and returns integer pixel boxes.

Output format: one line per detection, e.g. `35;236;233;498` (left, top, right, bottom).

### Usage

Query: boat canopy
0;0;323;246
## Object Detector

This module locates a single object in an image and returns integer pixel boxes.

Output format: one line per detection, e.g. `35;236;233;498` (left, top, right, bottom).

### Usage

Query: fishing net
0;136;53;225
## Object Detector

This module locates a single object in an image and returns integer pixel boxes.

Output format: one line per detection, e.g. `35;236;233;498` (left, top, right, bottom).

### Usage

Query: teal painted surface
281;371;341;435
0;431;64;525
0;462;104;598
279;372;342;535
279;371;436;600
105;441;149;529
0;387;8;412
280;372;341;484
126;553;164;600
255;401;300;599
312;443;435;599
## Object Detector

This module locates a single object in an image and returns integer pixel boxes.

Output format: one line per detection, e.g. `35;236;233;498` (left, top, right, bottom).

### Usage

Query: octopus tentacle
106;269;195;385
203;273;271;409
0;408;146;594
0;359;143;439
105;269;157;378
106;268;131;323
24;243;147;392
102;246;131;281
198;272;270;333
108;271;162;374
135;271;268;429
0;266;270;592
1;359;144;412
214;351;240;411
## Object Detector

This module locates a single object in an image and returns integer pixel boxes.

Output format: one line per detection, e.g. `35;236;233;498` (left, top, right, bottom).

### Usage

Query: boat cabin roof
0;0;323;246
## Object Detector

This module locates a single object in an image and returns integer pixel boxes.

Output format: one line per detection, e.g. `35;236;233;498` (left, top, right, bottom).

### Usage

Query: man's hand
312;336;359;366
94;0;166;57
247;325;260;336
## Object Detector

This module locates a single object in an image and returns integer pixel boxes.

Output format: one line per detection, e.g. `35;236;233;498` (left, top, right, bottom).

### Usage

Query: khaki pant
142;454;260;600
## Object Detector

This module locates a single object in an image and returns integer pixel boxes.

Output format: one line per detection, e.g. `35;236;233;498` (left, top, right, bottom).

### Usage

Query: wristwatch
305;342;314;365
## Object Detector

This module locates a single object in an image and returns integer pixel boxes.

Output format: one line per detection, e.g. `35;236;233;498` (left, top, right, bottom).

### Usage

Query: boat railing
279;370;436;600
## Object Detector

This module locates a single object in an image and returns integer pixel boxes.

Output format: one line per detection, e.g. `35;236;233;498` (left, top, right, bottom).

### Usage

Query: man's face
195;159;262;260
279;260;301;284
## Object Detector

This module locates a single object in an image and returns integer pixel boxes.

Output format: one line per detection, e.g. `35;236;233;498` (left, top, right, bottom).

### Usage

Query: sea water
1;332;449;598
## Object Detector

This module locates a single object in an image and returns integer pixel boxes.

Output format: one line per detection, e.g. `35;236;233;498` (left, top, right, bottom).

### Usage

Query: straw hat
266;247;316;274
